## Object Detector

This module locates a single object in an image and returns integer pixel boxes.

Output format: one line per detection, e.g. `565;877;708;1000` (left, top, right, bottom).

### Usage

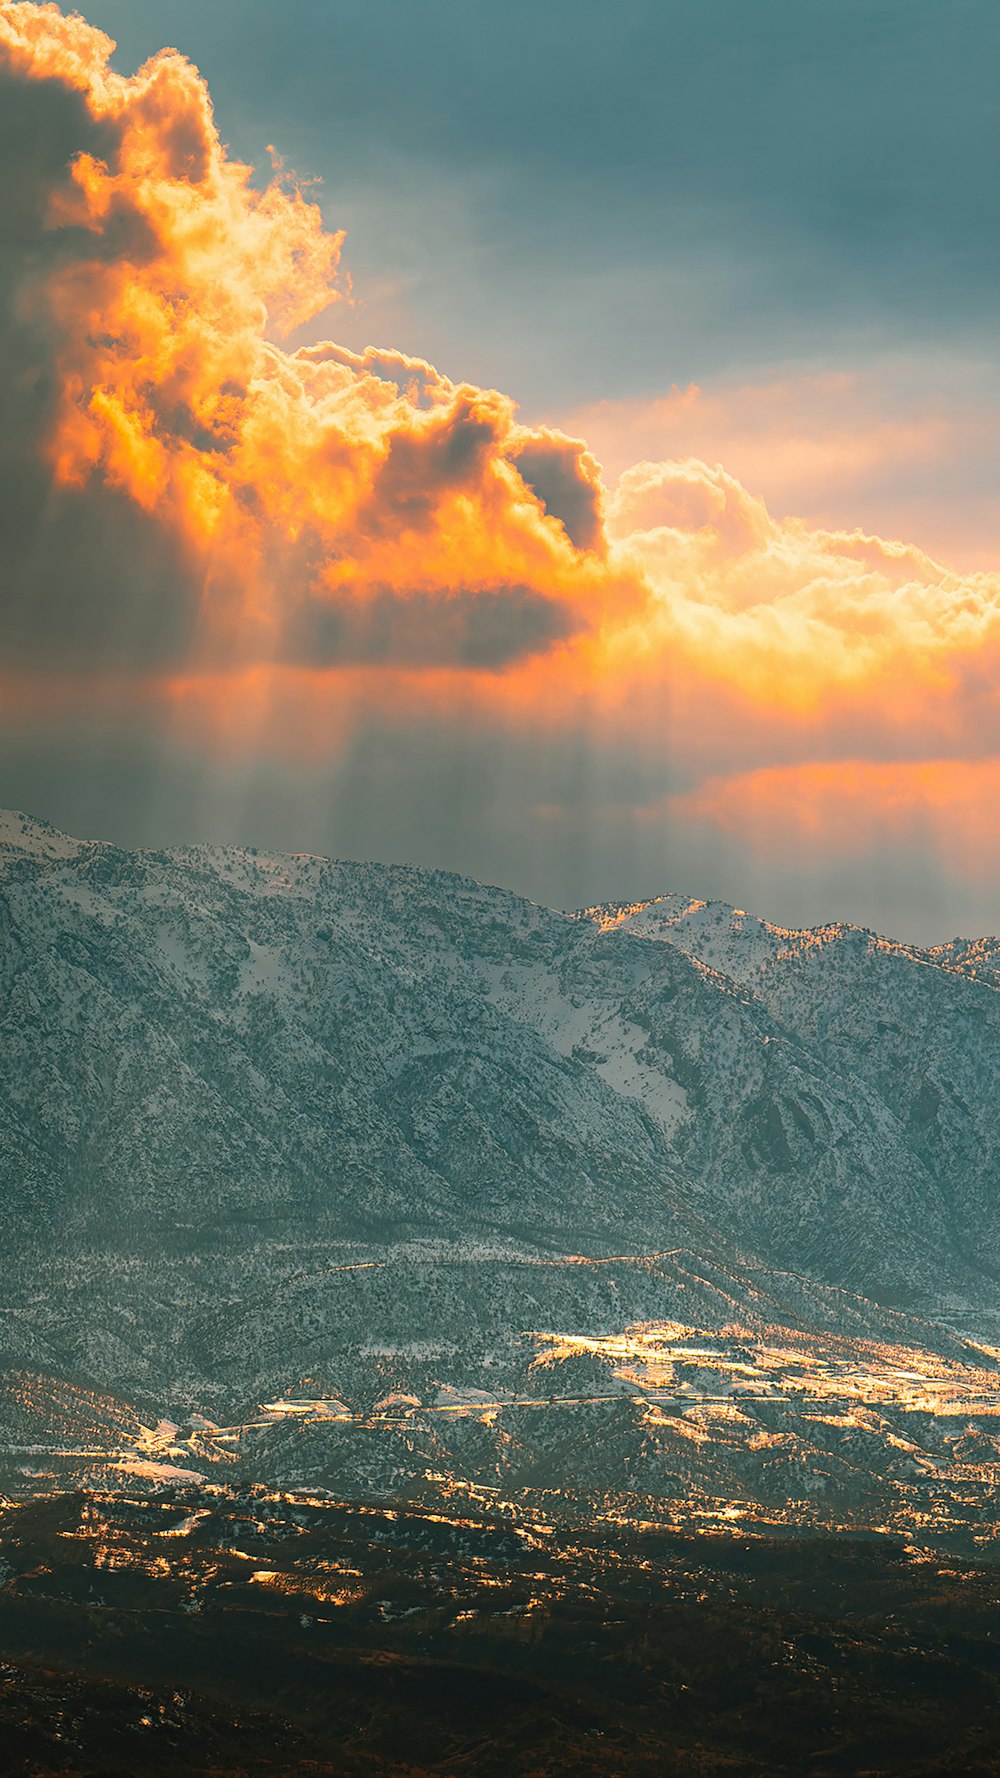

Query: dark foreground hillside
2;1489;1000;1777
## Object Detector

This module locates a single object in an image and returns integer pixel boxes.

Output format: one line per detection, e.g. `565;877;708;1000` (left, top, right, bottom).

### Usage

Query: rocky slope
577;894;1000;1306
3;808;1000;1537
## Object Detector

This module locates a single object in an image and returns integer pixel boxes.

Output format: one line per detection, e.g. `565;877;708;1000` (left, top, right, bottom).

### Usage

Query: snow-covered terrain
3;810;1000;1538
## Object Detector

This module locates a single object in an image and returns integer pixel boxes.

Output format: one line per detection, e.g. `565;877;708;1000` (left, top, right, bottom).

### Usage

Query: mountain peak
0;807;85;862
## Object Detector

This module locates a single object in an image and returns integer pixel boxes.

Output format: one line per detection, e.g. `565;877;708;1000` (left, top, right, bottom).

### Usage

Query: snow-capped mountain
577;893;1000;1304
3;808;1000;1541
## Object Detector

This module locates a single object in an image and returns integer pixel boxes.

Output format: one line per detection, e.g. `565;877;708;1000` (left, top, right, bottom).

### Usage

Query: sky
1;0;1000;938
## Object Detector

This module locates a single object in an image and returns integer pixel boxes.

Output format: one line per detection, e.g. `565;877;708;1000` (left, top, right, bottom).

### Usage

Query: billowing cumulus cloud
0;1;613;678
4;0;1000;936
563;365;1000;576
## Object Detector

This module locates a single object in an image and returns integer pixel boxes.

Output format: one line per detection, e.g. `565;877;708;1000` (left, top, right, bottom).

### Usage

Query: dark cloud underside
285;584;578;669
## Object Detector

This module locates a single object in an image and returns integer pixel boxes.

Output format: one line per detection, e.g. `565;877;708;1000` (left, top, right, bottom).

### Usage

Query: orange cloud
0;0;618;682
604;458;1000;734
667;758;1000;882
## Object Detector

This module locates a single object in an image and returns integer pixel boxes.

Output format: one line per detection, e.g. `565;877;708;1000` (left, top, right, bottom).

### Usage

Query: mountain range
2;807;999;1546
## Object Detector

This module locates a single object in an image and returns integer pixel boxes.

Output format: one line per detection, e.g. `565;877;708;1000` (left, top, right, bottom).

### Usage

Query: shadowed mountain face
2;808;1000;1542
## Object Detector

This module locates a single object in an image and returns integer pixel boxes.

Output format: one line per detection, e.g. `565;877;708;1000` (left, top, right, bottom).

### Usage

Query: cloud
5;2;1000;935
508;428;604;552
0;1;602;677
605;456;1000;742
668;757;1000;879
655;757;1000;937
0;39;196;666
284;583;576;670
562;365;1000;575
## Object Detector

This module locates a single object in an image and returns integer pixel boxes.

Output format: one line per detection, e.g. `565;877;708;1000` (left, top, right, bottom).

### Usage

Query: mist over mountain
3;807;1000;1546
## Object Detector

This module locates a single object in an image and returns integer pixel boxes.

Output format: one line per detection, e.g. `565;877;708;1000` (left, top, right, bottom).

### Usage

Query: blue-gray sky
81;0;1000;407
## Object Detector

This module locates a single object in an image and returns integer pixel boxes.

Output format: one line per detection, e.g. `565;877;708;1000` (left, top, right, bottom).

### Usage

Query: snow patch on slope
480;959;689;1135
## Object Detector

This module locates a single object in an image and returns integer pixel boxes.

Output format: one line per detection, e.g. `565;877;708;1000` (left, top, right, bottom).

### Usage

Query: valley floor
2;1489;1000;1776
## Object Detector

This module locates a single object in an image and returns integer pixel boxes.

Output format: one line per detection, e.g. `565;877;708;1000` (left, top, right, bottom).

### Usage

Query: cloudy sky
2;0;1000;938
